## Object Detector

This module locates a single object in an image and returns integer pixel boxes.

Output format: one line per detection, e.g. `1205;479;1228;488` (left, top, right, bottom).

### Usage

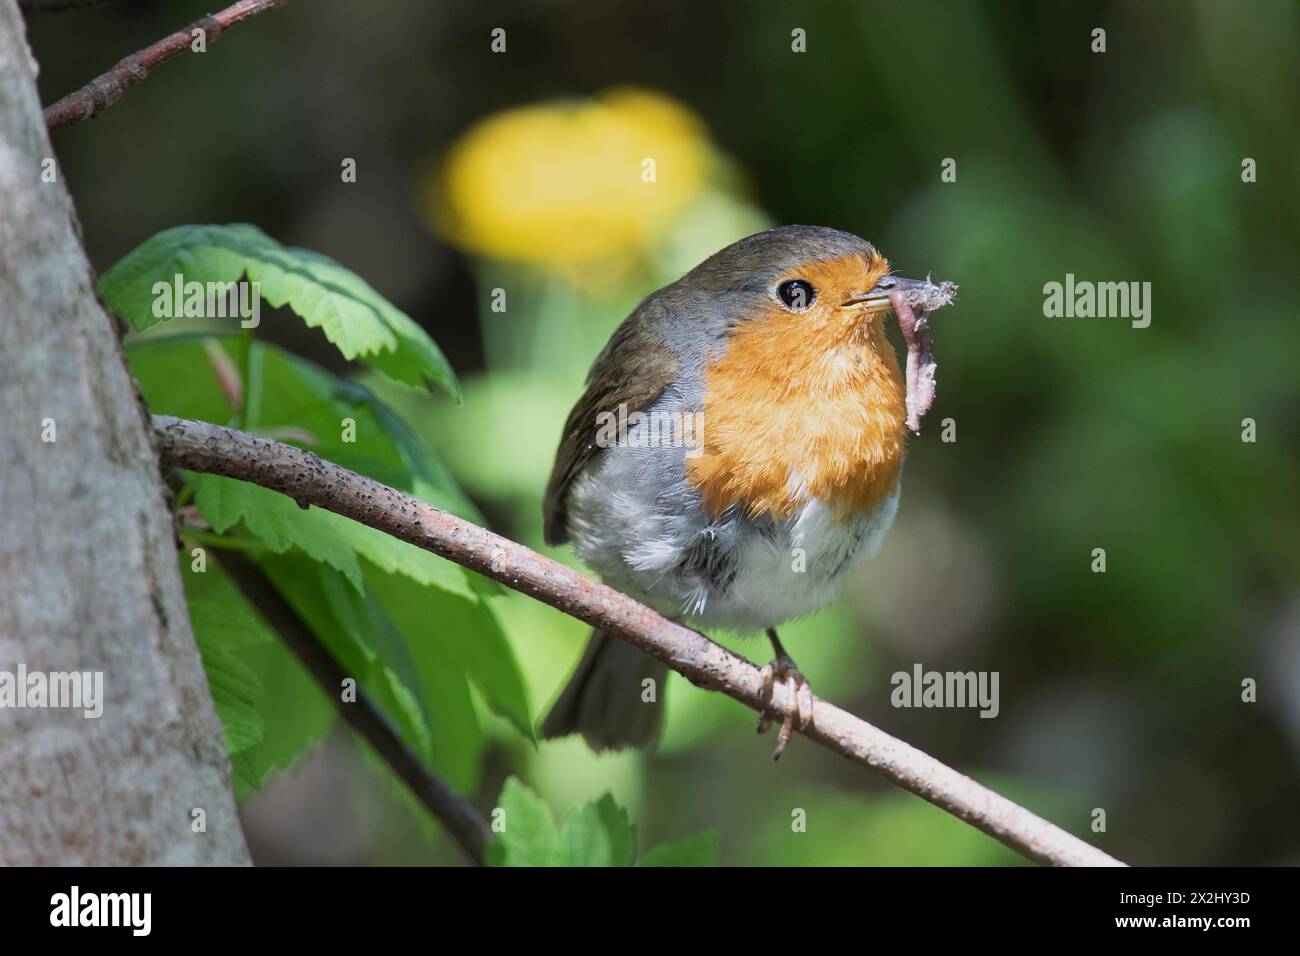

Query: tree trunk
0;0;250;865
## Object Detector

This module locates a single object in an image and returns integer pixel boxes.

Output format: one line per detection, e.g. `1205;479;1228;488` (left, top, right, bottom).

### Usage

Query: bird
539;225;957;758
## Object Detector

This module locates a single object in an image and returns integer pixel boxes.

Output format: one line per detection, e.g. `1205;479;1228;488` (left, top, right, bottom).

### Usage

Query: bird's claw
756;653;813;760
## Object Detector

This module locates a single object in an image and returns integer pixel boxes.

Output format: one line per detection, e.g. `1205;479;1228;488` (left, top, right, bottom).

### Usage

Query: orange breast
686;308;908;521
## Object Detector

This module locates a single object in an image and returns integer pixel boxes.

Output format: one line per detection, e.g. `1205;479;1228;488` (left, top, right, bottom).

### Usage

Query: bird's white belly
700;491;899;631
566;442;901;633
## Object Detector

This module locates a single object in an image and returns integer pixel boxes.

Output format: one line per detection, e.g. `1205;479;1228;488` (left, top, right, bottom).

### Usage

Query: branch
210;550;491;866
42;0;285;130
154;414;1126;868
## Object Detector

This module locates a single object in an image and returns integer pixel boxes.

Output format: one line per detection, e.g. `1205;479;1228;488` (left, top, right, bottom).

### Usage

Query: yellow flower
431;88;711;270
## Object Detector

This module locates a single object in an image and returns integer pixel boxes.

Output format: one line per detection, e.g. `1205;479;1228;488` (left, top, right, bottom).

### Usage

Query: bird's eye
776;279;816;311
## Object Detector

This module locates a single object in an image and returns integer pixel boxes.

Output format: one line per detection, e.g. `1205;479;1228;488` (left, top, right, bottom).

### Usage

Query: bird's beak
843;275;935;315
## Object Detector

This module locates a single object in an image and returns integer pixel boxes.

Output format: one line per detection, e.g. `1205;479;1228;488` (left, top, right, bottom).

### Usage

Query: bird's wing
542;302;678;545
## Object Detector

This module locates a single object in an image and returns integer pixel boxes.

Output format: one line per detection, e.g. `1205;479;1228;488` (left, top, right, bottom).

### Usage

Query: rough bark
0;0;250;865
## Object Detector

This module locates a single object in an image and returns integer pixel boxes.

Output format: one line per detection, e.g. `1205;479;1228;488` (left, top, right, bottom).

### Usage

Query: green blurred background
28;0;1299;865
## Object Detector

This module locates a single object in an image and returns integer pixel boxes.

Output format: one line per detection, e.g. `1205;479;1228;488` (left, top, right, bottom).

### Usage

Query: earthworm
890;278;958;434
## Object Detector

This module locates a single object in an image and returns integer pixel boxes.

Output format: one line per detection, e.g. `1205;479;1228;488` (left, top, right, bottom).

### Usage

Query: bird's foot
756;652;814;761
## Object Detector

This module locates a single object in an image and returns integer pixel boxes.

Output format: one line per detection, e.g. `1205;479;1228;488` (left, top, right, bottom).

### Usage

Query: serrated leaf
203;652;264;755
183;561;273;756
487;781;650;867
182;558;333;791
183;555;276;653
195;474;365;589
557;793;636;867
487;777;559;866
338;519;475;599
101;224;458;398
637;830;718;867
230;635;336;796
279;246;459;399
100;224;265;332
194;473;474;599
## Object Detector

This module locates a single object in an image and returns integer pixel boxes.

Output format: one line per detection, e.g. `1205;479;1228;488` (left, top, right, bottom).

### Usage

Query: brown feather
542;306;679;545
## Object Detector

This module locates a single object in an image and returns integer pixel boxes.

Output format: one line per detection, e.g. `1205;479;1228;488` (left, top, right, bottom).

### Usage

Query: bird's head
677;225;958;519
680;225;955;402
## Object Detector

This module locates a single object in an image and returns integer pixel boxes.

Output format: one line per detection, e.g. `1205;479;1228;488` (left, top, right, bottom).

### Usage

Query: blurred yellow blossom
429;88;712;271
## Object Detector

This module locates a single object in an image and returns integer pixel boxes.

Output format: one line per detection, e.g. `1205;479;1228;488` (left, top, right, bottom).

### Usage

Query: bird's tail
540;629;667;751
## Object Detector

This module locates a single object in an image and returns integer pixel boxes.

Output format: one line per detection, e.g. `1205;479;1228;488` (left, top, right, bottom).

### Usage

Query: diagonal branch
43;0;285;130
209;550;491;866
154;413;1126;868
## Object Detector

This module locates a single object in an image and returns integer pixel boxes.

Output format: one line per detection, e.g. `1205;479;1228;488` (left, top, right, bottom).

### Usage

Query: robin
540;225;957;758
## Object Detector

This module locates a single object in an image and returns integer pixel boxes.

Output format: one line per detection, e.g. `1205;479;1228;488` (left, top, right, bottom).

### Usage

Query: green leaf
144;338;480;599
316;565;436;764
183;554;276;652
557;793;636;867
487;776;559;866
330;377;486;523
363;565;533;742
194;473;474;599
199;643;265;755
182;557;335;789
129;335;481;524
183;561;343;785
183;560;273;756
249;345;489;539
133;334;491;599
126;334;239;425
283;247;459;399
229;635;336;795
256;555;483;790
487;780;690;867
101;224;262;333
101;224;458;398
244;342;410;486
195;474;365;589
339;519;475;599
637;831;718;867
